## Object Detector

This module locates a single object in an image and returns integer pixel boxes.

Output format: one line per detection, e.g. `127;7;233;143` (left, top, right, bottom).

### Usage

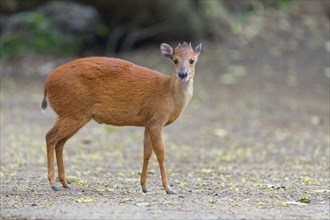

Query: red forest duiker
42;42;202;194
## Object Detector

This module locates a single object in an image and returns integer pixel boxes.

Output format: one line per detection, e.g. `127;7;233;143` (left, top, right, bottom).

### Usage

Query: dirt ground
1;12;330;220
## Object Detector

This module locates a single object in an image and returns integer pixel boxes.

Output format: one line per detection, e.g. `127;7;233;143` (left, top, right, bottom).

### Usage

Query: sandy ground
1;13;329;220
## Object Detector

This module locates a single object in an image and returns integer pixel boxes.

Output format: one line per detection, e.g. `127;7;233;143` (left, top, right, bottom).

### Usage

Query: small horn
178;42;181;47
189;42;191;46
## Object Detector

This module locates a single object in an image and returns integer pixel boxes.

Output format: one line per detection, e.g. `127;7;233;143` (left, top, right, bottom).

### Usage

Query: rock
36;1;101;34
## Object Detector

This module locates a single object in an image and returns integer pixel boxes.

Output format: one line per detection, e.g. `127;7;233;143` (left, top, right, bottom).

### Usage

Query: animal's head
160;42;202;82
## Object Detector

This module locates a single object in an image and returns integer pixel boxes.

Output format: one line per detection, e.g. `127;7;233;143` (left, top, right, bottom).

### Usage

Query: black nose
178;72;188;79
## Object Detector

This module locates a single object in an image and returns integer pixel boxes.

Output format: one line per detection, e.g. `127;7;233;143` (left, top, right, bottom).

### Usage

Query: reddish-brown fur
43;42;202;194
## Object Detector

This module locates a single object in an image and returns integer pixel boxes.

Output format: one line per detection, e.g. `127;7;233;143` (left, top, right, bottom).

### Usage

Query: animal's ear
160;43;173;60
194;43;202;57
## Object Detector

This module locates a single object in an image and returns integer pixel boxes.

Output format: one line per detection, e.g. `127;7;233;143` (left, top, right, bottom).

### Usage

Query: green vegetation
0;12;79;59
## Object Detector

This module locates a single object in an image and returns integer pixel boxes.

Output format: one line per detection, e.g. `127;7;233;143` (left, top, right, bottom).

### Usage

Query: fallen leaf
283;201;307;206
178;182;187;188
201;168;212;174
312;189;330;193
75;198;94;203
135;202;151;207
298;198;311;204
303;176;320;186
212;128;228;138
67;176;81;183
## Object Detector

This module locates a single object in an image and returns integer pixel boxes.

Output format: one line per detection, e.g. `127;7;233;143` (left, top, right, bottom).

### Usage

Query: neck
169;75;194;107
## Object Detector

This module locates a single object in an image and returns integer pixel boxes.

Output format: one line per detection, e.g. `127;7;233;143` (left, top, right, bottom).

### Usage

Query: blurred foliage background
0;0;329;76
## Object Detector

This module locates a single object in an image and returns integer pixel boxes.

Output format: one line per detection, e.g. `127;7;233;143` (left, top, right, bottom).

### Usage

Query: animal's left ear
194;43;202;57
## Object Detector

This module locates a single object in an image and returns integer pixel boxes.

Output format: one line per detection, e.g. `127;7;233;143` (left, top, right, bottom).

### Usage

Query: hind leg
46;117;88;191
46;133;57;191
140;128;153;193
55;137;71;188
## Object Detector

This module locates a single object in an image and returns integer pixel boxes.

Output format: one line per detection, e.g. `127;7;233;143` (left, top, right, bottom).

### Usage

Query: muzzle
178;71;188;80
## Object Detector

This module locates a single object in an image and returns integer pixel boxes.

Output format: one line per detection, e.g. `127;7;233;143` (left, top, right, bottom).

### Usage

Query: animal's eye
189;59;194;64
173;59;178;64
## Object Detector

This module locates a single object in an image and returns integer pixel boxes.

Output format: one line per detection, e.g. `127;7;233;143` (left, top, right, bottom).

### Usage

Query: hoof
51;185;60;191
166;190;176;195
63;184;70;189
142;188;149;193
61;179;70;188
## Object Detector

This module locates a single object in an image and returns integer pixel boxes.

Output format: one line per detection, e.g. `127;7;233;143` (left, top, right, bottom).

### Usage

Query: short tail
41;96;47;113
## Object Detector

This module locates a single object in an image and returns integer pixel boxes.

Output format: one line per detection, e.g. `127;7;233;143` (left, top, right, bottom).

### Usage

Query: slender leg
147;125;175;194
140;128;153;193
56;138;70;188
46;117;88;191
46;133;57;191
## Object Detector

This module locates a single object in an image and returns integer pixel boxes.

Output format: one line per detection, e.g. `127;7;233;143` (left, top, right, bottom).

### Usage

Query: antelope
42;42;202;194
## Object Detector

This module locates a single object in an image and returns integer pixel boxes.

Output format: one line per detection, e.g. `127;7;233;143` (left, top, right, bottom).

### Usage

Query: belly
91;103;145;126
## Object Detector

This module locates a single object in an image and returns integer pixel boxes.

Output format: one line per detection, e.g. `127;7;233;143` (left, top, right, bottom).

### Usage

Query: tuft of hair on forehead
178;42;191;48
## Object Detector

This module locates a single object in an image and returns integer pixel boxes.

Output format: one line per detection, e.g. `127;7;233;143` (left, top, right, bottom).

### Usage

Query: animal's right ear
160;43;173;60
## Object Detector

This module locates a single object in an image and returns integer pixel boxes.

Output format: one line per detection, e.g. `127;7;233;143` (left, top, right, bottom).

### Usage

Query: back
44;57;171;126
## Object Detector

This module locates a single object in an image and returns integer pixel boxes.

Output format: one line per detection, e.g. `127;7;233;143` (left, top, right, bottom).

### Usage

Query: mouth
179;77;189;82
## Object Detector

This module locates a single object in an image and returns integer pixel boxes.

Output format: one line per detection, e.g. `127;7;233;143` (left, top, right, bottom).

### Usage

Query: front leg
146;125;175;194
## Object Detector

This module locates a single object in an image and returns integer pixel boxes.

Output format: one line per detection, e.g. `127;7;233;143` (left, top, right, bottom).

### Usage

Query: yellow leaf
312;189;330;193
95;166;102;172
99;187;112;192
67;176;81;183
212;129;228;138
201;168;212;174
135;202;150;207
303;176;320;186
178;182;187;188
117;172;125;177
75;198;94;203
284;201;307;206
